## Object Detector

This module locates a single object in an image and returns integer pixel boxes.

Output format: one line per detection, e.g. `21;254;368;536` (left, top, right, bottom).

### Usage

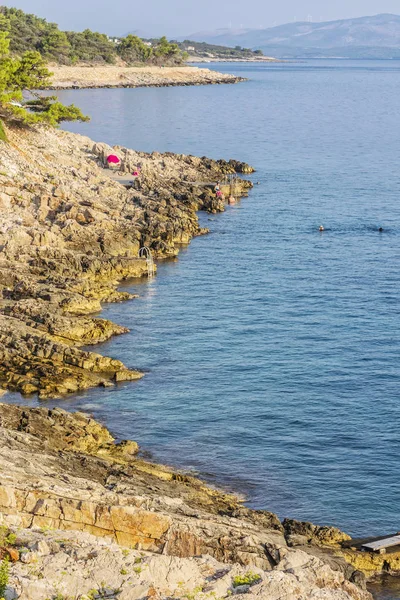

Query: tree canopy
0;6;187;66
67;30;116;64
116;35;185;65
0;16;88;130
117;35;152;64
0;6;189;136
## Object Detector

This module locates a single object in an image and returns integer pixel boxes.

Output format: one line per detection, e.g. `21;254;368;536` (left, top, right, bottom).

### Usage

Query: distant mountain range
184;14;400;58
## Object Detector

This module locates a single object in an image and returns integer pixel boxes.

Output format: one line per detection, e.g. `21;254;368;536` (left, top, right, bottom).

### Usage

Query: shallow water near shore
8;61;400;591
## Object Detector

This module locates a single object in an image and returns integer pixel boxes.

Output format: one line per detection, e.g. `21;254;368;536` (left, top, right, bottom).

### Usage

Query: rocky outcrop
46;64;246;89
283;518;352;548
1;528;372;600
0;404;283;565
0;124;252;398
0;404;371;600
283;518;400;580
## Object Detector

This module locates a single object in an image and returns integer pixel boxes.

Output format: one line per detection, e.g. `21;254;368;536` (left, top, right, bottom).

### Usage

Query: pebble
34;540;51;556
20;551;38;564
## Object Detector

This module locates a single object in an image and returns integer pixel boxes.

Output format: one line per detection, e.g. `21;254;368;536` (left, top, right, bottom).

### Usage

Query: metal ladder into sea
228;173;239;199
222;174;239;199
138;246;155;278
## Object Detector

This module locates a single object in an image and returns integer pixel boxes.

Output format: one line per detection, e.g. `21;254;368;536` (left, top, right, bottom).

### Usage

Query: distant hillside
186;14;400;58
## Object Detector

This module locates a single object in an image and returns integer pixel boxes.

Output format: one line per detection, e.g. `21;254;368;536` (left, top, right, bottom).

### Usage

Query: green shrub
0;20;88;127
0;120;6;141
117;35;152;64
67;30;116;64
232;571;261;588
0;558;9;597
5;533;16;546
0;526;16;547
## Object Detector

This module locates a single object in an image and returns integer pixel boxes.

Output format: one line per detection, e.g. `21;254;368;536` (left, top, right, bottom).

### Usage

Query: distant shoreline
187;56;280;63
45;64;246;90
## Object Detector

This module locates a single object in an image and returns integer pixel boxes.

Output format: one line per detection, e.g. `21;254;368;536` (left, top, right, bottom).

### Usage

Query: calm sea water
10;62;400;557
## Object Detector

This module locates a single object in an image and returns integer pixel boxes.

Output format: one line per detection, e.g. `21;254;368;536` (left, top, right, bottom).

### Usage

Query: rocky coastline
0;123;252;399
0;123;397;598
45;65;245;90
0;403;376;600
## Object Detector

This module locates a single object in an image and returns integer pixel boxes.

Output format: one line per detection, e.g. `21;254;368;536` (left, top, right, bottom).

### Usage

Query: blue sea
9;61;400;592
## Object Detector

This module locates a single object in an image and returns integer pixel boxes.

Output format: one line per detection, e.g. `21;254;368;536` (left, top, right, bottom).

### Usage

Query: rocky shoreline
188;56;280;63
45;65;245;90
0;403;376;599
0;123;252;399
0;123;398;598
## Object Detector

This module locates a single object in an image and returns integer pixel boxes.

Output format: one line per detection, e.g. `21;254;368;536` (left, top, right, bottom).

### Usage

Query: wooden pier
360;534;400;554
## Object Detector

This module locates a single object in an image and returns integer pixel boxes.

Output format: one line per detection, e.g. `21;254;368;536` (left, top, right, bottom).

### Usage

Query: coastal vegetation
118;34;186;65
232;572;262;588
0;7;187;66
0;557;9;598
0;119;6;141
0;14;88;129
177;39;265;60
0;6;264;67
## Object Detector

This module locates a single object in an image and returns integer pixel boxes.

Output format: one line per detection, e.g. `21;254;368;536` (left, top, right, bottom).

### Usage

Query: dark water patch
369;576;400;600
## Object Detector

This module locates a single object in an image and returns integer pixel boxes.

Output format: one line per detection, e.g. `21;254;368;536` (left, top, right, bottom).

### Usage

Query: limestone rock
0;403;374;598
283;518;351;547
3;528;372;600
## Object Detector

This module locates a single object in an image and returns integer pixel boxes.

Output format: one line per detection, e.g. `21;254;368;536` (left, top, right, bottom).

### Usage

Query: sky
3;0;400;37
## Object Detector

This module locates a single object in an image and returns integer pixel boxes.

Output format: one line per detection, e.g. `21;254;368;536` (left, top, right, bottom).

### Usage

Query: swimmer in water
319;225;325;232
378;227;383;232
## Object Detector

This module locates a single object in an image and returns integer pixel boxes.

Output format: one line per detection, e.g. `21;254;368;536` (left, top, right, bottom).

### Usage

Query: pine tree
0;15;88;131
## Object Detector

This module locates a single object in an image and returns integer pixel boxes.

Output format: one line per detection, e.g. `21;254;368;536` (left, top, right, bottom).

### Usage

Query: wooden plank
361;535;400;552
